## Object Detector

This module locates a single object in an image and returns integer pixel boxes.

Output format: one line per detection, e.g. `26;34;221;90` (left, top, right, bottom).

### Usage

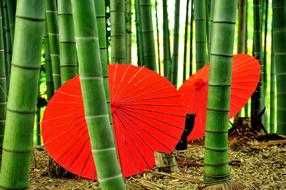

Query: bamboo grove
0;0;284;189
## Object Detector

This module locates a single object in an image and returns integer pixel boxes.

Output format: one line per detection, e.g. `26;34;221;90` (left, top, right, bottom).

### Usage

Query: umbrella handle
175;114;196;150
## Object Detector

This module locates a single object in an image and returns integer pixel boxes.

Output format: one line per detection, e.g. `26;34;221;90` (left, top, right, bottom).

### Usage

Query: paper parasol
178;54;260;141
42;64;185;180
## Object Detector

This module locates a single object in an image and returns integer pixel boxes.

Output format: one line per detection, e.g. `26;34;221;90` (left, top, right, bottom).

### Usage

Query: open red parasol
178;54;260;141
42;64;185;180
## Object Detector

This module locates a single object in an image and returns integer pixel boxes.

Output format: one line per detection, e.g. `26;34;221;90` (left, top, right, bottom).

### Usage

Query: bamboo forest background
35;0;274;144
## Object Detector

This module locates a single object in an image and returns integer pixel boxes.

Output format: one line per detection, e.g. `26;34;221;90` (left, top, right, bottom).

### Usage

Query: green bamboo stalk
135;0;144;66
139;0;157;71
0;7;7;146
171;0;180;85
45;0;61;90
204;0;237;185
71;0;126;189
270;27;276;133
244;0;249;117
208;0;214;55
155;0;161;74
0;0;45;188
251;0;264;131
5;0;16;43
126;0;132;63
189;0;194;75
94;0;112;123
237;0;247;54
0;0;12;90
273;0;286;135
110;0;127;63
263;0;269;131
58;0;78;84
235;0;247;119
194;0;208;71
44;26;54;100
162;0;171;78
183;0;190;82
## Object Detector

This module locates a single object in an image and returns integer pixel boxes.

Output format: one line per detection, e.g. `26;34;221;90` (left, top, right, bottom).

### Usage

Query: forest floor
30;123;286;190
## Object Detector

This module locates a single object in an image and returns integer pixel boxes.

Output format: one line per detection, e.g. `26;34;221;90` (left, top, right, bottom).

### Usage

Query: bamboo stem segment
71;0;126;189
0;0;45;188
204;0;237;185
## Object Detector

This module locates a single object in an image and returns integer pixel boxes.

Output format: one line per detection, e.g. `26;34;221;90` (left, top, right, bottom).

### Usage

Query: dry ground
30;131;286;190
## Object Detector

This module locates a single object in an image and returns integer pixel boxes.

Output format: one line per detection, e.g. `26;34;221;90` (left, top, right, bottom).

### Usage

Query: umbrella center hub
194;78;207;89
111;101;121;113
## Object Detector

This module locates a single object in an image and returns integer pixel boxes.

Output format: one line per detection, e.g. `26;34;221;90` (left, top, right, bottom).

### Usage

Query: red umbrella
42;64;185;180
178;54;260;141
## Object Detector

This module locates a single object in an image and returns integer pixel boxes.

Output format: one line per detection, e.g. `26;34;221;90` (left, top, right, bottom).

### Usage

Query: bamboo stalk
71;0;126;189
162;0;171;78
189;0;194;75
5;0;16;43
135;0;144;66
0;0;45;188
58;0;78;84
273;0;286;135
251;0;264;131
44;26;54;100
0;0;12;90
171;0;180;86
155;0;161;74
204;0;237;184
126;0;132;63
194;0;208;71
183;0;190;82
45;0;61;90
0;7;7;146
110;0;127;63
139;0;157;71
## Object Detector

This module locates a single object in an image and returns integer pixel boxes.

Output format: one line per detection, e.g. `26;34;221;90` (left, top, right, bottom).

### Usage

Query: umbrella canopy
42;64;185;180
178;54;260;141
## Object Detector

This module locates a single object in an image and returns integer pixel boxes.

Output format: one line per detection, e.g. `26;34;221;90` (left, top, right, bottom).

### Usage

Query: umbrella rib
115;110;173;152
121;86;175;103
122;106;185;117
119;109;181;142
112;64;131;100
113;114;138;175
57;130;89;168
79;149;93;178
121;108;183;130
119;74;165;102
115;113;152;171
57;90;82;98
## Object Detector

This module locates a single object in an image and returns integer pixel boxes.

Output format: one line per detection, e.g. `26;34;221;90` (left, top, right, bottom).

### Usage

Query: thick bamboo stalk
0;7;7;146
183;0;190;82
0;0;45;188
110;0;127;63
45;0;61;90
139;0;157;71
171;0;180;85
194;0;208;70
71;0;126;189
58;0;78;84
251;0;264;131
204;0;237;184
162;0;171;78
94;0;112;122
273;0;286;135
